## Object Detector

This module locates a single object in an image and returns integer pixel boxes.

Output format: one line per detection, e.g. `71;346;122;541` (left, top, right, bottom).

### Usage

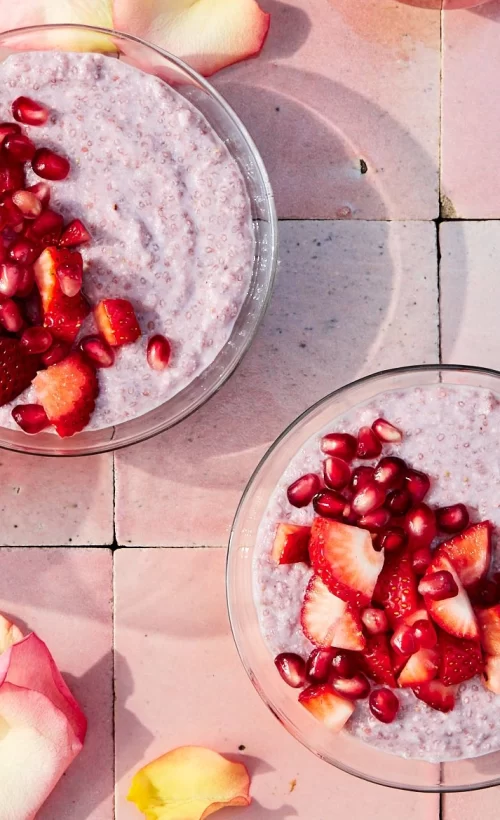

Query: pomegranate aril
471;579;500;607
412;619;437;650
274;653;307;688
356;426;382;459
436;503;469;534
361;607;389;635
390;624;417;656
352;481;386;515
373;457;406;490
0;158;24;195
0;299;23;332
313;489;349;520
372;418;403;443
0;122;21;144
56;256;83;298
80;335;115;368
11;404;50;434
23;289;42;327
147;334;172;371
385;488;412;515
323;456;351;490
20;326;52;355
376;527;407;553
405;469;430;502
0;262;22;297
32;148;70;181
306;647;336;683
418;570;459;601
41;340;70;367
369;688;400;724
0;195;24;231
27;209;63;244
331;672;370;700
350;465;374;492
11;190;42;219
12;96;49;126
15;264;34;299
27;182;51;207
329;650;357;679
9;238;39;265
405;503;437;548
287;473;321;508
320;432;357;461
412;546;432;575
59;218;91;247
4;133;36;163
358;508;391;532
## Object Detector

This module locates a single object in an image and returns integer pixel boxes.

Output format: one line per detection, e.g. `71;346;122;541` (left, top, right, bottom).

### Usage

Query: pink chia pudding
0;51;253;432
254;384;500;762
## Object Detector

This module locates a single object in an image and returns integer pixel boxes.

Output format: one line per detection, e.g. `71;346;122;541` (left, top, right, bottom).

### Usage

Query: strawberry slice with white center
476;604;500;655
271;524;311;565
438;632;483;686
412;680;456;713
398;647;440;688
300;576;365;651
361;634;397;687
484;655;500;694
423;554;479;641
435;521;491;591
309;518;384;608
298;684;355;732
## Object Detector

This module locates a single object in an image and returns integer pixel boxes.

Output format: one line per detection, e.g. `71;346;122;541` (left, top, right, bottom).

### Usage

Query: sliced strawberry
483;655;500;694
300;576;365;651
309;518;383;608
398;647;440;688
424;554;479;641
95;298;141;347
476;604;500;655
361;634;397;687
438;631;483;686
33;352;98;438
373;548;419;628
412;680;456;713
271;523;311;565
59;218;92;248
34;246;90;343
298;684;355;732
436;521;491;591
0;337;39;407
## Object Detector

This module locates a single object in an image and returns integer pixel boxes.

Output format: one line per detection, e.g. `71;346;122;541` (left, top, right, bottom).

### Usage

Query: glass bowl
0;24;277;456
227;364;500;792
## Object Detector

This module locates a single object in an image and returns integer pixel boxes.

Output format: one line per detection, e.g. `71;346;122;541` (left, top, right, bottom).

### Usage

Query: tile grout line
436;7;444;369
112;549;117;820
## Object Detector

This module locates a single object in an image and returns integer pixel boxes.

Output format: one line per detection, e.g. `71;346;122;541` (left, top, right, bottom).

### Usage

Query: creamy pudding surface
254;384;500;762
0;51;253;430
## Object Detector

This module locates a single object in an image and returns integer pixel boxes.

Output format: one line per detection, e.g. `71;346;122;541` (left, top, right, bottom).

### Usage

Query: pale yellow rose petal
0;615;23;655
0;1;115;52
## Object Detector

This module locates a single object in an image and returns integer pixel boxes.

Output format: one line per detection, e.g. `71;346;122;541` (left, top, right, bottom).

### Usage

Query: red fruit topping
423;554;479;641
369;687;399;724
147;334;172;371
0;337;39;407
0;122;21;144
405;503;437;548
32;148;70;181
376;527;407;553
373;457;406;489
274;653;307;688
79;335;115;370
418;570;458;601
0;262;22;297
54;249;83;297
352;481;385;515
41;340;69;367
475;605;500;655
9;239;39;265
320;432;357;461
361;634;397;687
11;403;49;434
95;298;141;347
4;133;36;163
306;647;337;683
436;503;470;535
0;157;24;195
436;522;492;591
331;672;370;700
372;417;403;443
329;650;358;679
412;546;432;576
20;326;53;355
59;218;92;248
299;684;355;732
405;469;430;502
412;618;438;649
313;489;350;520
15;264;34;298
23;288;42;327
398;646;440;687
271;523;311;565
472;579;500;607
27;209;63;245
309;518;384;608
300;575;365;651
356;426;382;459
385;488;412;515
12;96;49;126
0;299;23;332
358;508;391;532
0;194;24;231
484;656;500;694
413;680;456;713
33;352;98;438
11;190;42;219
390;623;417;656
373;548;419;627
438;632;483;686
323;456;351;490
27;182;51;207
287;473;321;508
361;607;389;635
34;247;90;343
350;465;374;492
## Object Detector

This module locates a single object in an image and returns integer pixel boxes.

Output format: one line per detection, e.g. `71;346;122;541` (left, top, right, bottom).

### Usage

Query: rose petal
0;1;114;51
113;0;270;76
128;746;251;820
0;615;23;654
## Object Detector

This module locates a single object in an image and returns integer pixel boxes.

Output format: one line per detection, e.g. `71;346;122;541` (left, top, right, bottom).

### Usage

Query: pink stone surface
214;0;440;219
114;547;440;820
115;220;438;547
0;547;113;820
0;452;113;546
441;2;500;218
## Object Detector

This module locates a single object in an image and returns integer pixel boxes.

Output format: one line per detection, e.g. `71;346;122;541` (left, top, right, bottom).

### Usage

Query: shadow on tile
259;0;312;60
114;650;155;779
471;1;500;22
223;752;298;818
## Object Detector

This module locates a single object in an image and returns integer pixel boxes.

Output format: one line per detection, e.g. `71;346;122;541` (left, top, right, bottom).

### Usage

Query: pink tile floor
3;1;500;819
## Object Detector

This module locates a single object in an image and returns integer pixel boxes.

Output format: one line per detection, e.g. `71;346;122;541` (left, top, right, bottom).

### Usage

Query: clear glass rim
227;362;500;792
0;23;278;457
